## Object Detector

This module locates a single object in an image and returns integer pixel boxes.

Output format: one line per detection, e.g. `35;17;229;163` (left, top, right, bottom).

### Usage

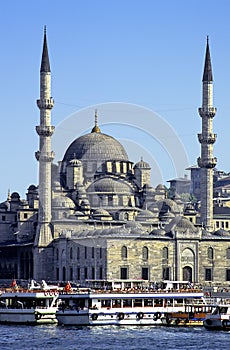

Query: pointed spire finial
91;109;101;133
40;26;50;73
203;35;213;82
7;189;10;201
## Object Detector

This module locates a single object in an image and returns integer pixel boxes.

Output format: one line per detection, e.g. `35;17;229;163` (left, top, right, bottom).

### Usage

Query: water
0;325;229;350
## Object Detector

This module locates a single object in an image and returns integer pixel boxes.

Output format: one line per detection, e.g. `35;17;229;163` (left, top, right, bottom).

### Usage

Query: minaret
34;27;55;279
197;37;217;230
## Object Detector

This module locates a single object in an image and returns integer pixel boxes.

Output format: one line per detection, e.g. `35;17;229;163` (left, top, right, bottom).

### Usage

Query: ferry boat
203;303;230;330
56;288;208;326
0;280;59;324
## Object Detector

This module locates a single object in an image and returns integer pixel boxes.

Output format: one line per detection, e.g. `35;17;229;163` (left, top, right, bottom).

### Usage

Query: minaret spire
34;27;55;280
203;36;213;82
197;37;217;230
40;26;50;73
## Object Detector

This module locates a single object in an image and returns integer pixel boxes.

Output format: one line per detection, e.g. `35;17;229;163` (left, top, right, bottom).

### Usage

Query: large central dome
63;131;128;163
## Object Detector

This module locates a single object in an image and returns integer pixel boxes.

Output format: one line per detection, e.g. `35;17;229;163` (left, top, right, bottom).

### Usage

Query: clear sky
0;0;229;201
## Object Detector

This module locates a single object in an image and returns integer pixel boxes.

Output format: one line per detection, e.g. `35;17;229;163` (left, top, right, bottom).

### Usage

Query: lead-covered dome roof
62;131;128;163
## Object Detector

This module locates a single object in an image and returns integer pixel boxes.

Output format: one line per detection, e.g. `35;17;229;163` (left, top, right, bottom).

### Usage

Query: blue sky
0;0;229;201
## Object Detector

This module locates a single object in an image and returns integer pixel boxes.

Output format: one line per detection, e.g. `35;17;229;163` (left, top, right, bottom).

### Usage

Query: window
226;222;229;229
142;267;149;280
2;216;5;222
92;247;94;259
56;249;59;260
77;267;80;280
24;213;28;219
163;247;168;260
227;248;230;259
120;267;128;279
70;247;73;260
205;268;212;281
77;246;80;260
222;221;225;228
99;266;103;279
163;267;170;280
208;247;214;260
56;268;59;280
121;246;128;259
84;247;87;259
69;267;73;280
216;221;219;228
84;267;88;279
142;246;148;260
100;247;102;259
226;269;230;281
92;267;95;279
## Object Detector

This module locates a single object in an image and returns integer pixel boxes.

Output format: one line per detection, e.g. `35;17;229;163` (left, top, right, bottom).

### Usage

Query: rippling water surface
0;325;229;350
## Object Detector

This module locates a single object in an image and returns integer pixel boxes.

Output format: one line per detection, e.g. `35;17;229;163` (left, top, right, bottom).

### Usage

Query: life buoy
35;312;41;321
118;312;124;320
91;313;98;321
205;319;212;326
49;290;53;296
155;312;161;320
44;290;49;296
136;312;144;320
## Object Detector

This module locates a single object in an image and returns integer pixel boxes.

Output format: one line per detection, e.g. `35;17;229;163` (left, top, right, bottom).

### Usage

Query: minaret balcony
35;151;55;162
197;133;217;144
197;156;217;169
36;125;55;137
198;107;216;118
37;98;54;110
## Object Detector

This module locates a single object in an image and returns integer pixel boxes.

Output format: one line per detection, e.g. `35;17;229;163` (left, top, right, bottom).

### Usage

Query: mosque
0;30;230;287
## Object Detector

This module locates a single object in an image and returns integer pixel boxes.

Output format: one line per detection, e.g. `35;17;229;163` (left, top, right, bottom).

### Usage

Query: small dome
214;229;230;237
0;201;10;210
150;228;166;236
134;159;150;169
156;199;180;213
165;216;197;233
156;184;166;191
52;195;75;209
27;185;37;191
88;178;133;194
93;209;111;216
11;192;20;200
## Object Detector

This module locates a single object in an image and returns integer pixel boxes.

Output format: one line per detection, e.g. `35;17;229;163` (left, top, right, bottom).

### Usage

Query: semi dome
88;177;133;193
62;131;128;163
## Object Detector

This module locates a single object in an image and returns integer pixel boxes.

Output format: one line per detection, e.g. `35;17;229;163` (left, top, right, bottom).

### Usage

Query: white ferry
204;304;230;330
0;280;59;324
56;288;207;326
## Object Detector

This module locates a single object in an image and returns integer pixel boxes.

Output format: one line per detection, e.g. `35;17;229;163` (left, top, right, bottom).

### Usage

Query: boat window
112;299;121;308
155;299;163;307
133;299;142;307
123;299;132;307
101;299;111;308
144;299;153;307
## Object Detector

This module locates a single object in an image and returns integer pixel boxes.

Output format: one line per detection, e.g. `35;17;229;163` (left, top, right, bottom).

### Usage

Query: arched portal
183;266;192;282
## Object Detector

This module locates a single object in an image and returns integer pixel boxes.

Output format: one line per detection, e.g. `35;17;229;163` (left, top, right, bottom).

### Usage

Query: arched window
163;247;168;260
56;248;59;260
70;247;73;260
208;247;214;260
77;246;80;260
121;246;128;259
142;246;148;260
227;248;230;259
